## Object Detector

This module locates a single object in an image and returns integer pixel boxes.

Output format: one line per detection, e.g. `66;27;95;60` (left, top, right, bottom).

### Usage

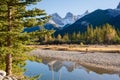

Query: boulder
0;70;6;77
9;76;17;80
0;70;17;80
3;76;12;80
3;76;17;80
0;75;4;80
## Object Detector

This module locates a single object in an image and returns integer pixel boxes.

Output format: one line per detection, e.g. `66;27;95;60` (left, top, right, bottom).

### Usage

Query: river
24;58;120;80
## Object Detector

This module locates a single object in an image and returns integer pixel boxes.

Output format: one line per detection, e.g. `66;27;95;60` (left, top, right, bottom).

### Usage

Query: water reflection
24;58;120;80
42;58;88;73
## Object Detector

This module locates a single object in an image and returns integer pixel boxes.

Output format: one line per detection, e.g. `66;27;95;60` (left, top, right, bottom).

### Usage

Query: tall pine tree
0;0;49;75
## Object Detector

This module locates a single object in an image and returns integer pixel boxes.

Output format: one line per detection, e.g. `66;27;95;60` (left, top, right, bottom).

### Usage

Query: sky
28;0;120;17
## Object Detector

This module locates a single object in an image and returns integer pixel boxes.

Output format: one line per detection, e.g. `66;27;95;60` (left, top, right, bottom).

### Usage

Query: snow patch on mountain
81;21;89;26
48;11;89;27
63;12;77;25
117;2;120;9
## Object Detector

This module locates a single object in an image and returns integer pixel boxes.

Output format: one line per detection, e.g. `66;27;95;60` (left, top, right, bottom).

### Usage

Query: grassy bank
28;45;120;53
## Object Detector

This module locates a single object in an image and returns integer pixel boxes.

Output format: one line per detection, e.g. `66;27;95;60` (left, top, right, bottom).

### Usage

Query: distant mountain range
55;2;120;35
44;11;89;30
23;26;40;33
49;11;89;27
24;2;120;35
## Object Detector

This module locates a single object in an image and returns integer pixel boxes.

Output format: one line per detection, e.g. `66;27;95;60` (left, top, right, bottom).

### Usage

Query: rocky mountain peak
65;12;74;19
50;13;64;26
51;13;62;20
49;11;89;27
84;10;89;14
117;2;120;9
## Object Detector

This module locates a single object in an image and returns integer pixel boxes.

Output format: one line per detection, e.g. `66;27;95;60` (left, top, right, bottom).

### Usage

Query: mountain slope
51;13;64;26
23;26;41;32
117;2;120;9
48;11;89;28
110;14;120;28
55;9;120;35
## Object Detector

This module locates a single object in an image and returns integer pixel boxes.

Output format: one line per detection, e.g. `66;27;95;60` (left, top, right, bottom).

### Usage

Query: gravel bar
29;49;120;72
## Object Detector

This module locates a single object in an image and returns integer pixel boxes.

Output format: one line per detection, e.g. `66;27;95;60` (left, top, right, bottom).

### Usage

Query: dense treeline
39;24;120;44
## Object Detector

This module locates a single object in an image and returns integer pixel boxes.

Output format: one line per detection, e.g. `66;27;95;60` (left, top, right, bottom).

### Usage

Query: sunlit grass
30;45;120;53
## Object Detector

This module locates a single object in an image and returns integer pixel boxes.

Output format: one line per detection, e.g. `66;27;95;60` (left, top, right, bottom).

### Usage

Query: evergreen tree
115;29;120;43
102;24;117;44
0;0;48;75
63;33;69;42
57;34;62;41
44;30;54;42
76;32;81;41
83;24;119;44
85;25;94;43
94;27;103;44
71;32;76;41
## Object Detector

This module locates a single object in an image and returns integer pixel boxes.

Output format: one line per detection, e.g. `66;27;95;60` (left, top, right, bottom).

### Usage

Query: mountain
51;13;64;26
55;3;120;35
110;14;120;28
23;26;40;32
47;11;89;28
62;12;77;25
117;2;120;9
24;3;120;33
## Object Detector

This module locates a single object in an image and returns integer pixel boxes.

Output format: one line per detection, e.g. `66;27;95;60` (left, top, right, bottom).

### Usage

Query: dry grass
28;45;120;53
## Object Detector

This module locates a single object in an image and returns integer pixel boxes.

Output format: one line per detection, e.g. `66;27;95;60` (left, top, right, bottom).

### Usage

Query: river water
24;58;120;80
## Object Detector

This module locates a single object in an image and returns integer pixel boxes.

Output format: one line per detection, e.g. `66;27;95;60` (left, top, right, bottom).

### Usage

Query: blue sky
28;0;120;17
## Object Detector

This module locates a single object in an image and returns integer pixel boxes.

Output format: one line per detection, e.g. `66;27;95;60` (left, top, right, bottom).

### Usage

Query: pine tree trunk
6;54;12;76
6;3;12;76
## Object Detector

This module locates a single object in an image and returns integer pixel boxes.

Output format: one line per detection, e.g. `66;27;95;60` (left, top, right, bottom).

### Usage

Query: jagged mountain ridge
117;2;120;9
48;11;89;27
55;9;114;35
55;3;120;35
24;2;120;34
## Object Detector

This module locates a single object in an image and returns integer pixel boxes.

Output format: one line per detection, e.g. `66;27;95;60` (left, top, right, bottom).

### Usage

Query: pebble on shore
0;70;17;80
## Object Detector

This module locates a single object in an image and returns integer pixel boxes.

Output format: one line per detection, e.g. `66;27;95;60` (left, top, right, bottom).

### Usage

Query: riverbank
0;70;17;80
29;48;120;73
28;45;120;53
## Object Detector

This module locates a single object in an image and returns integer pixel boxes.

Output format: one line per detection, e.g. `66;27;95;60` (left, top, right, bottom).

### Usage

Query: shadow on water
24;58;120;80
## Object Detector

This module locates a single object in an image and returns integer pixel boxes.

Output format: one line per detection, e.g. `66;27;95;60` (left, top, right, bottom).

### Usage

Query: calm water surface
24;58;120;80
